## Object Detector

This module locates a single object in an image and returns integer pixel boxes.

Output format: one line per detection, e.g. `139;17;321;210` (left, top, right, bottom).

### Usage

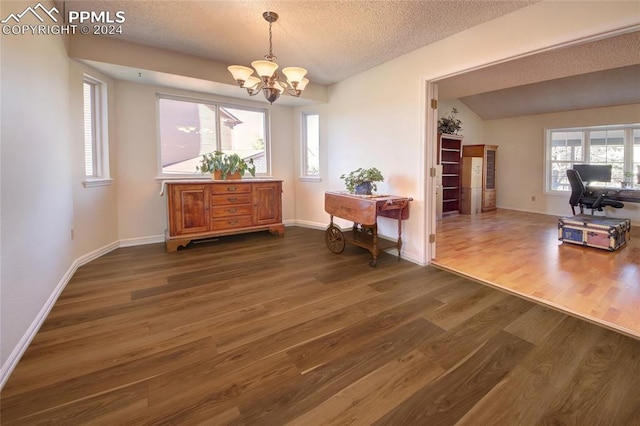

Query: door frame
421;26;638;266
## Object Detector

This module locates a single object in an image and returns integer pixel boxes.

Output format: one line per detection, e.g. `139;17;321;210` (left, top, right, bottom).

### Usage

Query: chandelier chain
265;17;276;62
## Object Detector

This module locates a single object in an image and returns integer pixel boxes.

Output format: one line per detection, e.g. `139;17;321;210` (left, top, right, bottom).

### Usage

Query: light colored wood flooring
433;209;640;339
2;227;640;424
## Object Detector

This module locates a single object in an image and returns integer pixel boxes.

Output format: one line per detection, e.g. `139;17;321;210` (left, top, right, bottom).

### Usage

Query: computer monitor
572;164;612;184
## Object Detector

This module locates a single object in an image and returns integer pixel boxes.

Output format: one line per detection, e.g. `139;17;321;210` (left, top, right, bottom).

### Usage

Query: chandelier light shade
228;11;309;104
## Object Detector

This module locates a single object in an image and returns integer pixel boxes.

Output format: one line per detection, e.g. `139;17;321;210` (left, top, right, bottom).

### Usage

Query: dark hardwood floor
2;227;640;425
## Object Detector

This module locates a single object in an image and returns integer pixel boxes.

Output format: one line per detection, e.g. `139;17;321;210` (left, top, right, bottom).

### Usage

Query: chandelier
228;11;309;104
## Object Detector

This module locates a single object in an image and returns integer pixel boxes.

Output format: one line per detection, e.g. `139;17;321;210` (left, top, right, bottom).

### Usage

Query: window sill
155;175;276;181
155;175;210;181
83;178;113;188
299;176;322;183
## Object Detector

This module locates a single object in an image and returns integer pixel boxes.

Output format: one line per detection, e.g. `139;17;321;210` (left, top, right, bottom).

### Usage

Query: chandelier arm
246;80;265;96
281;84;301;97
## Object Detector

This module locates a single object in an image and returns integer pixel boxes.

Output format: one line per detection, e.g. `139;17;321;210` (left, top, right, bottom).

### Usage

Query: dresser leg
268;224;285;236
166;238;191;253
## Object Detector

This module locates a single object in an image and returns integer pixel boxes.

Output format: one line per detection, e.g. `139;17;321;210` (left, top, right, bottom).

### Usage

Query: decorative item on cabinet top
197;151;256;180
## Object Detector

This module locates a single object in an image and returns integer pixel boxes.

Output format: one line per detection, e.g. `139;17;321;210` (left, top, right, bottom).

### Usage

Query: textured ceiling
437;31;640;119
459;64;640;120
58;0;639;117
60;0;538;85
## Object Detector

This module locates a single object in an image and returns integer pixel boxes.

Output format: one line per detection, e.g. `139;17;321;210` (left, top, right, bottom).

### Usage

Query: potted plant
197;151;256;180
340;167;384;195
438;107;463;135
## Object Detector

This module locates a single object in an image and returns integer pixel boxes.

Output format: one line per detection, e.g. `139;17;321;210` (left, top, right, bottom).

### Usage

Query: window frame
82;75;112;187
156;94;271;178
300;112;321;181
545;123;640;194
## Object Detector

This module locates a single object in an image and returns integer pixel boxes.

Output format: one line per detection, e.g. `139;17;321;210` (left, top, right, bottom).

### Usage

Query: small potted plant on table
340;167;384;195
197;151;256;180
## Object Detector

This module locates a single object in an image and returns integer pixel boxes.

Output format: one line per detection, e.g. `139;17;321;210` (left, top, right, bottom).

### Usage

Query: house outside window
158;96;269;176
301;112;320;179
83;75;111;187
546;124;640;192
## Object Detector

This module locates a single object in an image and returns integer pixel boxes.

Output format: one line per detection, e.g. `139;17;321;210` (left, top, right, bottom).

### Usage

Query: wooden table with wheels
324;191;412;267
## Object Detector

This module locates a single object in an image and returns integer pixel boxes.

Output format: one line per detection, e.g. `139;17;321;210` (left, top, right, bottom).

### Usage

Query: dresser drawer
484;191;496;209
211;205;253;218
211;183;251;195
212;193;252;205
212;216;253;230
164;180;284;252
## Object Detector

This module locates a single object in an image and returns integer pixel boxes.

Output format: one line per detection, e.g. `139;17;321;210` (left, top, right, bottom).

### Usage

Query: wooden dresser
164;180;284;252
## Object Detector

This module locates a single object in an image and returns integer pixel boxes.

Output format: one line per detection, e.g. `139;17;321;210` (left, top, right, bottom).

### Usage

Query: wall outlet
70;227;75;240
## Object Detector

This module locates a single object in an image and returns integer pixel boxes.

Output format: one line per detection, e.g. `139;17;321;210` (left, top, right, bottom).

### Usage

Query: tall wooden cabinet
462;145;498;212
437;133;463;215
165;180;284;252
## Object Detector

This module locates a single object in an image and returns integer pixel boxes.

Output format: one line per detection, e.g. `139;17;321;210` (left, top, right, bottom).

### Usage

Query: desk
586;187;640;203
324;192;412;267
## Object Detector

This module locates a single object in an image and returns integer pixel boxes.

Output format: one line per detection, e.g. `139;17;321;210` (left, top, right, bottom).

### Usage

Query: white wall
438;99;485;146
70;65;119;256
292;1;640;264
487;104;640;223
114;81;296;242
440;99;640;224
0;0;120;383
0;5;73;368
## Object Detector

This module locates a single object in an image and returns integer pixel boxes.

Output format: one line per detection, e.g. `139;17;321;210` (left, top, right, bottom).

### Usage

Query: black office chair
566;169;624;215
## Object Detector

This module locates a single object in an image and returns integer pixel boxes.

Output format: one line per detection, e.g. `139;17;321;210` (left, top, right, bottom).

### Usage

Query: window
83;81;96;176
158;96;269;176
546;124;640;192
301;113;320;178
82;76;111;187
634;129;640;186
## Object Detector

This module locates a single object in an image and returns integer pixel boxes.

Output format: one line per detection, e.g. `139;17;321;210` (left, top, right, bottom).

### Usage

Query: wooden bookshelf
438;133;463;215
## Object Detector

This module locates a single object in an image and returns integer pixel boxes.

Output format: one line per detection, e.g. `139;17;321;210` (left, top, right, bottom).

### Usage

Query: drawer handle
228;208;237;213
227;186;237;192
228;197;238;202
228;220;239;225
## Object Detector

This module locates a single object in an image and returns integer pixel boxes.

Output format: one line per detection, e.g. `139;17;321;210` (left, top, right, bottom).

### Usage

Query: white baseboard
0;240;119;389
292;220;424;265
119;234;165;247
293;219;328;230
0;233;166;389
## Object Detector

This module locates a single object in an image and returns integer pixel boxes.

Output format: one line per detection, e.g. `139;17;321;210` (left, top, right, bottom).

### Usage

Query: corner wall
487;104;640;222
0;1;120;386
1;1;74;372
